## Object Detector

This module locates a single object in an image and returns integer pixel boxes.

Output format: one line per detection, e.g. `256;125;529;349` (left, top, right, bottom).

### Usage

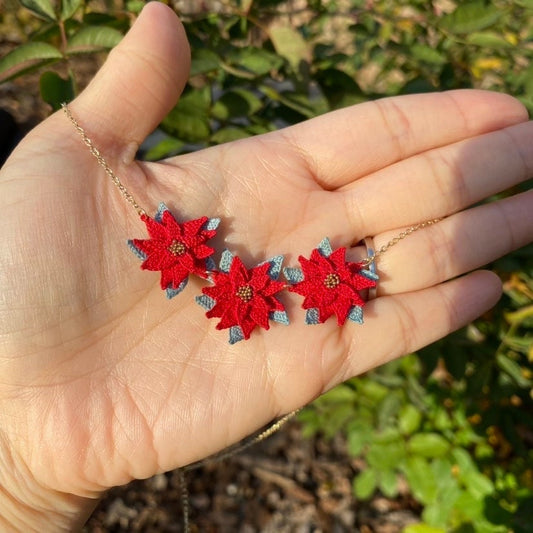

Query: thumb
72;2;190;151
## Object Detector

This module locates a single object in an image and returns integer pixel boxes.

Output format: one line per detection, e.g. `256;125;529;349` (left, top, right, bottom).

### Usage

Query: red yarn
289;247;377;325
132;211;216;290
202;256;286;340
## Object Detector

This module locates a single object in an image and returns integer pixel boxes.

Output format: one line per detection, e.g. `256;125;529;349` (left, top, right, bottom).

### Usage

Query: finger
282;90;528;189
336;119;533;237
73;3;190;150
363;188;533;296
337;270;502;381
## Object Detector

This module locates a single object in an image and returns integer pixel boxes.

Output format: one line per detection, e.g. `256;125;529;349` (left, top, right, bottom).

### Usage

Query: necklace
62;103;440;344
62;103;441;530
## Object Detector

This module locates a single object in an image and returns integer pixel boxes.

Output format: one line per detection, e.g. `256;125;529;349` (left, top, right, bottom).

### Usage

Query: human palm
0;3;532;528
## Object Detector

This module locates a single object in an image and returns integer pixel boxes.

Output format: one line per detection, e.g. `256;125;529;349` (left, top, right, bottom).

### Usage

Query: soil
83;421;421;532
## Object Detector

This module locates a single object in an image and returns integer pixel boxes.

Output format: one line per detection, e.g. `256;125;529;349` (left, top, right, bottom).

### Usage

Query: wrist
0;433;98;532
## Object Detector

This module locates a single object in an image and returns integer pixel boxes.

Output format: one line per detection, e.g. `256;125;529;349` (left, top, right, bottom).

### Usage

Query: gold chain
61;104;147;217
362;218;441;267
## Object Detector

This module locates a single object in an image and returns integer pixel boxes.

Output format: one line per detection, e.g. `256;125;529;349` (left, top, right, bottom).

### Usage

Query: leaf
464;471;494;499
211;127;251;144
347;425;371;456
143;137;184;161
126;0;145;14
408;433;450;458
66;26;123;54
0;42;62;84
20;0;57;21
277;92;326;119
318;383;357;403
353;469;377;500
229;47;283;77
367;439;406;471
467;32;514;48
404;525;446;533
440;2;503;34
451;447;477;475
161;87;211;142
190;49;220;77
316;67;364;109
61;0;82;20
269;25;310;71
39;71;75;110
403;456;438;504
378;469;399;498
496;353;532;388
399;404;422;435
410;44;447;65
211;89;263;120
358;379;389;402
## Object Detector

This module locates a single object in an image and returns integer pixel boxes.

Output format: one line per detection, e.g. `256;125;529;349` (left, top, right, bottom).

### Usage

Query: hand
1;3;532;529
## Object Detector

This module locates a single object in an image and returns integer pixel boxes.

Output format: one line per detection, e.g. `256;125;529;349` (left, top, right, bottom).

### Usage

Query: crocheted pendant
284;238;378;326
128;203;220;298
128;206;377;343
196;251;289;344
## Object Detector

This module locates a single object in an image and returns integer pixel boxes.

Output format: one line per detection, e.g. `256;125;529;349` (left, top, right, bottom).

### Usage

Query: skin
0;3;532;530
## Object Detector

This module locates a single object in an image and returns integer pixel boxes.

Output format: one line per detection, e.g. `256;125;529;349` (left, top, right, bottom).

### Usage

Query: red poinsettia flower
289;247;377;325
132;211;216;290
202;256;286;340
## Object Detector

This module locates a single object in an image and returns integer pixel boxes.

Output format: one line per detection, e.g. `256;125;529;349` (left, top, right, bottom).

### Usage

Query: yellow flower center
323;273;340;289
236;285;254;302
168;239;186;256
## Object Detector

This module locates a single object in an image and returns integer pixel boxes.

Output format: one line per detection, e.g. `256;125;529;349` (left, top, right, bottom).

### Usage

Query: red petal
336;283;358;300
299;254;322;279
266;295;286;312
331;298;352;326
142;215;171;241
352;273;377;290
194;244;215;259
288;279;315;297
212;305;238;327
133;239;171;261
177;252;195;272
160;210;183;235
249;296;270;329
262;279;286;297
328;247;348;269
316;306;334;323
239;316;258;339
182;216;209;237
141;250;180;271
203;277;232;302
160;264;188;290
229;256;250;284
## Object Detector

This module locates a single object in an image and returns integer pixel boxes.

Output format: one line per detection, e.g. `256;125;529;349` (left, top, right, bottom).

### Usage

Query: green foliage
301;265;533;532
2;1;532;530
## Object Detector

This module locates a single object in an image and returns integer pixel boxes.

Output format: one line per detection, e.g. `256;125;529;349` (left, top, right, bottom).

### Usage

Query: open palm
1;3;532;529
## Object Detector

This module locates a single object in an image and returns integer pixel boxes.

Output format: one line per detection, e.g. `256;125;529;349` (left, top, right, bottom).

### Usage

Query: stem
59;19;68;56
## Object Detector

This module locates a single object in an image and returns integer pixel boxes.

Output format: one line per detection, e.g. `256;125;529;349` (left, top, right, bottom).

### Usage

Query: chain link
361;218;441;267
61;104;147;217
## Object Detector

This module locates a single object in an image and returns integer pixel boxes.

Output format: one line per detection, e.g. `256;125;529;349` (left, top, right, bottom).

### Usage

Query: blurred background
1;1;532;531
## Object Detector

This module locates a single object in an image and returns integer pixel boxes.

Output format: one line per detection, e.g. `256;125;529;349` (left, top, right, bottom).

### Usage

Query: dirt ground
83;421;421;532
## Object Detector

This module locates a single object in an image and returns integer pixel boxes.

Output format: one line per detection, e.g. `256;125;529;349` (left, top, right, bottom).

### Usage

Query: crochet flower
197;251;288;343
128;203;219;298
285;238;378;326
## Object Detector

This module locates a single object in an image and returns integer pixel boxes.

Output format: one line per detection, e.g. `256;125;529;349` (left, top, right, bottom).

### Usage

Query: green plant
300;264;533;532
